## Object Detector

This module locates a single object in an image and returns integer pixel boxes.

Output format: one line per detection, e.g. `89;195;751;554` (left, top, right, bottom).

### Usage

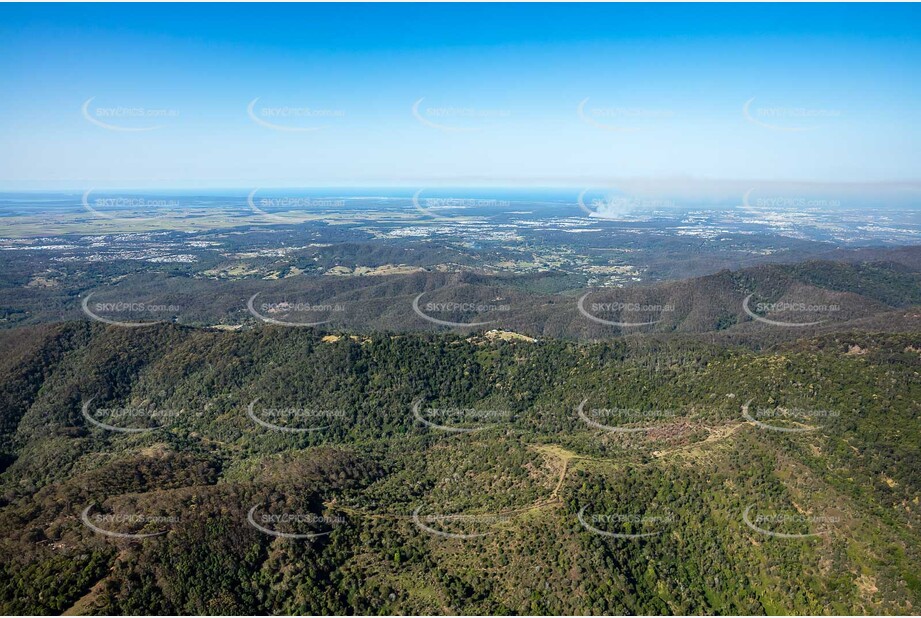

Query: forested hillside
4;248;921;346
0;320;918;614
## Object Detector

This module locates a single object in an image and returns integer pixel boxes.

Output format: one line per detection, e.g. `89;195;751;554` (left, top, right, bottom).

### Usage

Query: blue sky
1;3;919;190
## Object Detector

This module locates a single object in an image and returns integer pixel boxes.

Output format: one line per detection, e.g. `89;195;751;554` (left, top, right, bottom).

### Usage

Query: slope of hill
0;321;918;614
36;248;918;343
